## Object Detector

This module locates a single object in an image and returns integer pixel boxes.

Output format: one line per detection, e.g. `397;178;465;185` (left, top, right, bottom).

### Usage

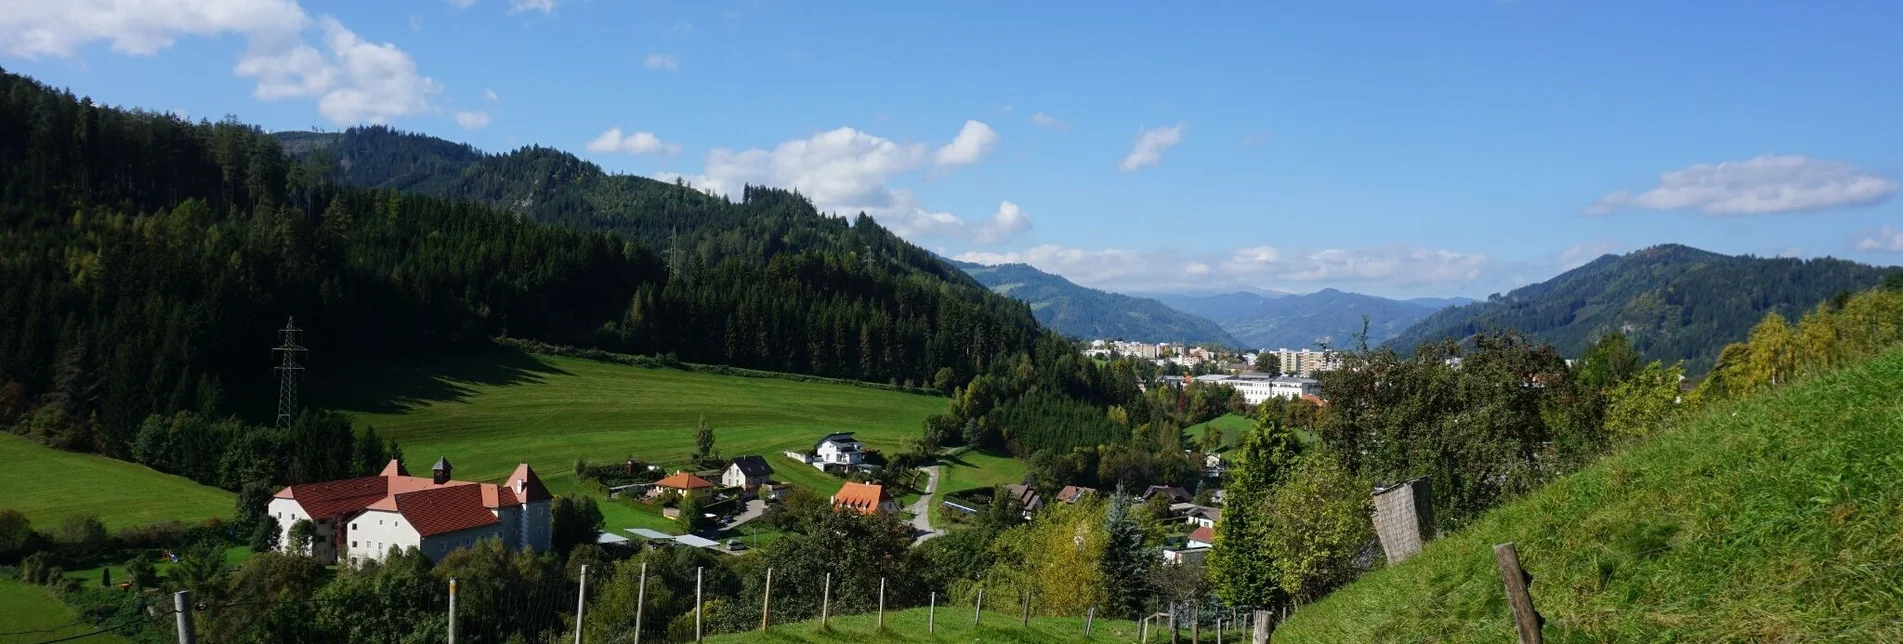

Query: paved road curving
909;465;945;544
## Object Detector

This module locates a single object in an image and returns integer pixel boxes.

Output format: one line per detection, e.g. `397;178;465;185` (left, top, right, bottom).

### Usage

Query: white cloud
483;88;499;102
0;0;445;126
1029;112;1068;131
454;110;489;130
1586;155;1898;215
586;128;682;156
954;243;1489;293
642;53;678;71
1118;123;1185;172
658;125;1031;244
0;0;307;58
933;120;999;168
448;0;477;7
1857;226;1903;253
508;0;555;14
230;16;439;125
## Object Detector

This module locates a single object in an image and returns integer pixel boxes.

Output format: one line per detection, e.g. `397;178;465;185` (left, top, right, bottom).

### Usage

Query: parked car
726;539;748;551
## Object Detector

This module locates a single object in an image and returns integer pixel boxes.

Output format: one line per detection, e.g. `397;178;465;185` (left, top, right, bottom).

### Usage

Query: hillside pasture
0;434;232;530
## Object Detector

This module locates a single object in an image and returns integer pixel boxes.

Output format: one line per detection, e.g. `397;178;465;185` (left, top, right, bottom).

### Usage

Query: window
351;541;357;548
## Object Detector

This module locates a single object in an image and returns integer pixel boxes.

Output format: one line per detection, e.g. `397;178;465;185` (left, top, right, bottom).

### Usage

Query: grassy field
312;347;950;534
0;579;131;644
936;448;1028;497
0;434;233;530
1182;413;1254;452
1276;348;1903;641
704;605;1161;643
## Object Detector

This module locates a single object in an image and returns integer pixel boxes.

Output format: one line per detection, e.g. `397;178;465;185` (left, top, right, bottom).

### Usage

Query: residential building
814;432;866;468
832;481;897;515
1161;544;1210;566
1192;373;1319;405
1055;485;1098;504
1143;485;1194;505
268;457;552;566
1187;525;1216;549
1185;506;1222;529
1000;483;1044;519
1271;348;1340;377
650;471;715;501
721;456;774;490
1269;376;1322;400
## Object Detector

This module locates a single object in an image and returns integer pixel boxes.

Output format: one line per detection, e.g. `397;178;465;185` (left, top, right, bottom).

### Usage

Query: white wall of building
344;509;422;564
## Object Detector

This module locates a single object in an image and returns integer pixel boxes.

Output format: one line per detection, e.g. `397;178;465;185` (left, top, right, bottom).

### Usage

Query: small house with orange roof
649;470;716;501
831;481;897;515
267;457;552;565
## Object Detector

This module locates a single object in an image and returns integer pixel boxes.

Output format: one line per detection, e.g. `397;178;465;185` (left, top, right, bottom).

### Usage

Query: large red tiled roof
275;460;551;525
1188;525;1216;544
506;463;552;502
655;471;714;490
392;485;502;537
832;482;890;514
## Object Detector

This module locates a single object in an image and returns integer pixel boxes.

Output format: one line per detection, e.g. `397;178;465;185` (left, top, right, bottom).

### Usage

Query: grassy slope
1183;413;1254;452
313;348;949;533
0;579;130;644
1277;349;1903;642
704;606;1155;644
0;434;232;530
937;449;1028;497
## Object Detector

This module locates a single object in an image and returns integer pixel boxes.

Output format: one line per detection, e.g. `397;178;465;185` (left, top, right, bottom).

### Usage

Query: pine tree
1099;491;1155;618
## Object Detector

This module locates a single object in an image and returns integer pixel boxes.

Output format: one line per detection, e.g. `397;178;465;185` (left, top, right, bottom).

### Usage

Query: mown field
703;605;1157;644
1183;413;1254;452
312;348;952;533
0;579;131;644
1276;348;1903;641
0;433;232;530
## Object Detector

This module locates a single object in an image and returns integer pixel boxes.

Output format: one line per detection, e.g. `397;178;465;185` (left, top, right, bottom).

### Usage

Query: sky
3;1;1900;298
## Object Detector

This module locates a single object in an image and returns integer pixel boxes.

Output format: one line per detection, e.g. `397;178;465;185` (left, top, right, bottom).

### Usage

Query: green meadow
313;347;953;532
0;434;232;530
0;579;131;644
703;605;1156;644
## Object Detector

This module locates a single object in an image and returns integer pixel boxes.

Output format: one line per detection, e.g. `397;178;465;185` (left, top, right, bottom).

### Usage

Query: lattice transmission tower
273;317;306;428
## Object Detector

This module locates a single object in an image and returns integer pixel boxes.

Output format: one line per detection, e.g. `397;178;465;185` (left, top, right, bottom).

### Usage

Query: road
722;498;767;531
909;465;945;544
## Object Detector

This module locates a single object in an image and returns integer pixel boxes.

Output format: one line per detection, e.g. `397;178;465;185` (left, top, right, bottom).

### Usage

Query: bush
54;514;109;557
19;551;54;584
0;509;39;563
115;520;190;550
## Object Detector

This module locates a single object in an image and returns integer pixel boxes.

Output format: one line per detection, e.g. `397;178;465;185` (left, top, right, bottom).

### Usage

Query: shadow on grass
310;344;574;414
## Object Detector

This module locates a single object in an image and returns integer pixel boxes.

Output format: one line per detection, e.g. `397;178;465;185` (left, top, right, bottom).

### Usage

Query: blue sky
4;1;1900;298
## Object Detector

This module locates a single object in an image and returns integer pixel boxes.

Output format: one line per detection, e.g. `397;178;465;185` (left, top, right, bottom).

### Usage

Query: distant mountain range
1386;244;1898;373
951;261;1242;346
1148;290;1471;350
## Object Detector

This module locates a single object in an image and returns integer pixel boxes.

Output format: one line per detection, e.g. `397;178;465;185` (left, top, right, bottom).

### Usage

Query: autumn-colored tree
1261;452;1372;604
1603;361;1686;440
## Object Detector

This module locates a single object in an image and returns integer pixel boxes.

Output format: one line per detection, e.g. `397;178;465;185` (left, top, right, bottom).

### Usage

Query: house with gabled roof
814;432;865;468
722;455;774;490
832;481;897;515
650;471;716;501
268;457;552;565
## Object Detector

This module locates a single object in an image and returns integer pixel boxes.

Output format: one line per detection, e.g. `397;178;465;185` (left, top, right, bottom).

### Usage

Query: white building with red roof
268;457;552;565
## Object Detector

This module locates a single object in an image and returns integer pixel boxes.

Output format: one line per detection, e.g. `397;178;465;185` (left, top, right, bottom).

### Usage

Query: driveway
910;465;946;544
722;498;767;531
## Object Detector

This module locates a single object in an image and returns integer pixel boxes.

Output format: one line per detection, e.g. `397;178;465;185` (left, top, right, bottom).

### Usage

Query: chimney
432;457;452;485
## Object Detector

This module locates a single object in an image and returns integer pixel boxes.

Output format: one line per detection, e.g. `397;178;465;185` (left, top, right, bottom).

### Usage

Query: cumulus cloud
954;243;1489;293
508;0;555;14
1029;112;1068;131
586;128;681;156
0;0;444;126
483;88;499;102
933;121;998;168
643;53;678;71
1119;123;1185;172
454;110;489;130
1857;226;1903;253
235;17;441;125
657;125;1031;243
1586;155;1898;216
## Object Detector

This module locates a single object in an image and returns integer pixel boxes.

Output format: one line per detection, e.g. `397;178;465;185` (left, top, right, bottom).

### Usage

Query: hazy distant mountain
953;262;1243;346
1387;244;1897;373
1151;289;1446;350
1405;296;1477;309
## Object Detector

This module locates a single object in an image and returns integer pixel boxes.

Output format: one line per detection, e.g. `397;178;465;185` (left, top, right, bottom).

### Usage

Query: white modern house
813;432;865;468
268;457;552;565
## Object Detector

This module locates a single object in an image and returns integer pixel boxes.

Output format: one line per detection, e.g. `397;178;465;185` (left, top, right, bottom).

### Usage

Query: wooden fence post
573;565;588;644
446;578;458;644
633;562;647;644
174;590;195;644
1494;542;1544;644
975;587;984;625
760;567;773;631
1020;588;1031;627
1251;609;1270;644
694;567;703;642
929;591;936;632
1085;606;1095;637
820;572;832;631
878;577;886;630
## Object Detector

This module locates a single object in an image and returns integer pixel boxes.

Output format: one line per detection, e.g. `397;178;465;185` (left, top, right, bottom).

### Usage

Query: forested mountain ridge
1387;244;1897;372
0;70;1146;468
1150;289;1453;350
951;260;1242;346
274;126;982;289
